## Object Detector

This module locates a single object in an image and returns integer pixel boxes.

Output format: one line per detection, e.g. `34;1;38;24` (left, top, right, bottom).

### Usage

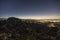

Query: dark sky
0;0;60;19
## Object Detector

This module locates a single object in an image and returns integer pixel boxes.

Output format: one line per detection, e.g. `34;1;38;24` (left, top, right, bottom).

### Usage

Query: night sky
0;0;60;19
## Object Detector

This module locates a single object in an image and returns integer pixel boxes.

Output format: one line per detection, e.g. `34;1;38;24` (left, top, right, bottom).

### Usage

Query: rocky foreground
0;17;60;40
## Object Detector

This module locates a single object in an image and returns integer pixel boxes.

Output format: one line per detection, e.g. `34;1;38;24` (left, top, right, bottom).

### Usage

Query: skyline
0;0;60;19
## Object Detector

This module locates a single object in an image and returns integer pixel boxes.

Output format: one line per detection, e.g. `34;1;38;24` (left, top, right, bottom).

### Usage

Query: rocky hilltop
0;17;60;40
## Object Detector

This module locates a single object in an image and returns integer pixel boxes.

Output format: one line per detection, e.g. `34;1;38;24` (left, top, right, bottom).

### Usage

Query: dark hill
0;17;59;40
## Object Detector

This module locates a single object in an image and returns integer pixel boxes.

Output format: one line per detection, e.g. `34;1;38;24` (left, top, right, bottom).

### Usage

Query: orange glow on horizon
18;16;60;19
